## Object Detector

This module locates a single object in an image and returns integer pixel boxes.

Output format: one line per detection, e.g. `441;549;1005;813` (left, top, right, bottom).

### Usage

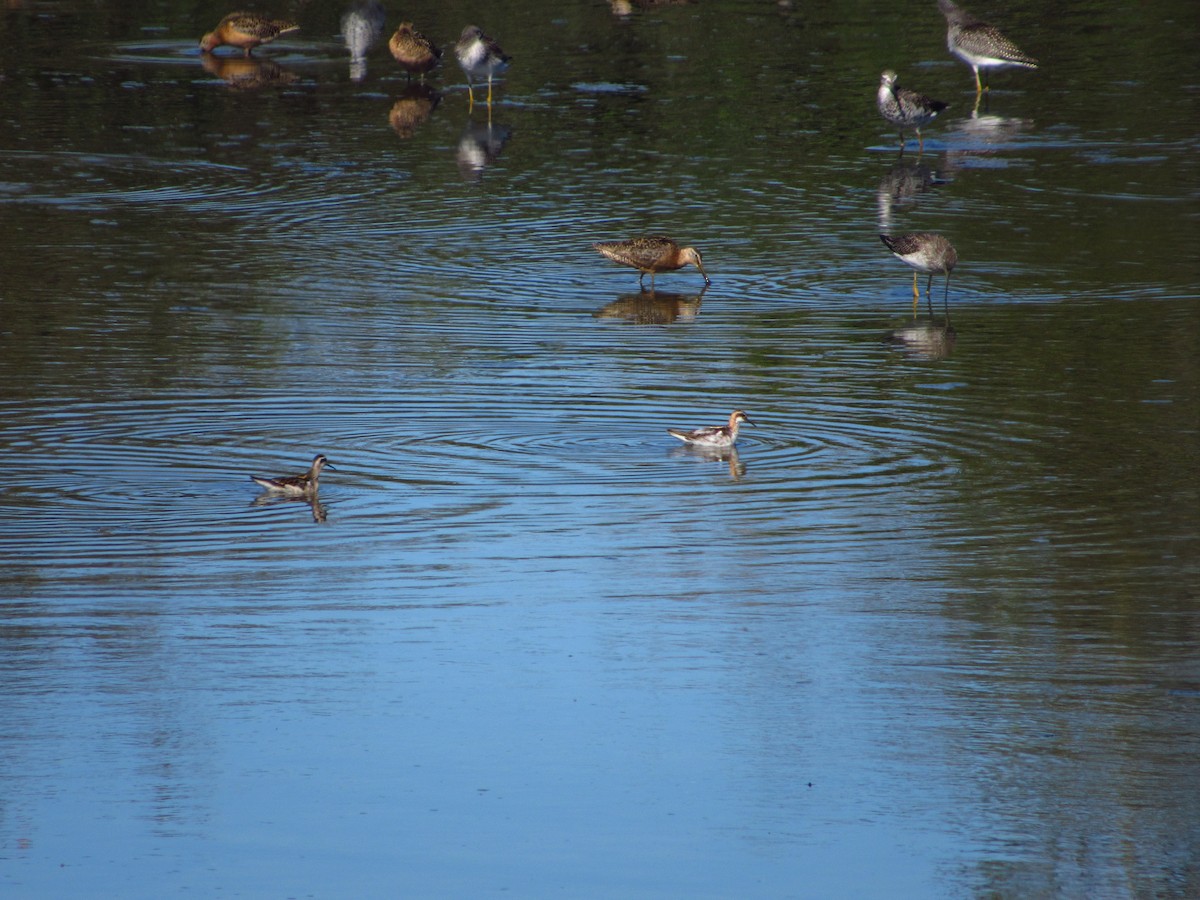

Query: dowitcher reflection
877;70;948;156
938;0;1038;94
593;237;710;289
200;54;299;89
200;12;299;57
879;232;958;316
593;289;704;325
250;454;336;496
389;84;441;139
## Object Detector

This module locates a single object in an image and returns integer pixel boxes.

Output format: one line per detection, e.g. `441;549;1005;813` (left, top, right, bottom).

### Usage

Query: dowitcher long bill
389;22;442;80
455;25;510;106
667;410;754;449
877;70;948;155
593;237;710;288
250;454;336;495
880;232;958;314
937;0;1037;93
200;12;299;57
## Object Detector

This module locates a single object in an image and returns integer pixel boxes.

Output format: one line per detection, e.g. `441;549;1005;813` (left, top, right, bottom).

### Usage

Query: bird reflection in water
876;159;940;231
610;0;693;16
888;320;957;361
456;119;512;180
200;54;299;90
251;492;329;524
669;445;746;481
389;84;441;139
341;1;386;83
593;289;704;325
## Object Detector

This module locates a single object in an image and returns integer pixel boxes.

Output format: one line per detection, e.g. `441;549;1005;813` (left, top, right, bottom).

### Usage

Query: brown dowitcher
455;25;511;106
593;237;710;288
200;12;299;57
667;411;754;449
877;70;949;155
880;232;958;314
937;0;1038;94
389;22;442;80
250;454;336;496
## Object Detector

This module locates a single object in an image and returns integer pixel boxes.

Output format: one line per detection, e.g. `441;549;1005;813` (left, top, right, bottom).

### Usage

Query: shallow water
1;1;1198;897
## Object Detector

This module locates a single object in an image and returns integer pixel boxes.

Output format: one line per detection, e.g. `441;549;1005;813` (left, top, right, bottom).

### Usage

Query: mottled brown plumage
593;237;710;288
389;22;442;79
200;12;299;58
880;232;958;312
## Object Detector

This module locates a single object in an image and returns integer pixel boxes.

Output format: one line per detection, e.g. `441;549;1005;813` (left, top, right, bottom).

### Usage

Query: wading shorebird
880;232;958;314
455;25;511;106
667;410;754;449
877;70;949;156
593;237;710;289
200;12;300;57
937;0;1038;94
250;454;336;496
389;22;442;80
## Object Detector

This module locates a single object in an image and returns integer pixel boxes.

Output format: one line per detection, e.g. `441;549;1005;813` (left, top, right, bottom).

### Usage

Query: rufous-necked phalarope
250;454;336;495
667;410;754;449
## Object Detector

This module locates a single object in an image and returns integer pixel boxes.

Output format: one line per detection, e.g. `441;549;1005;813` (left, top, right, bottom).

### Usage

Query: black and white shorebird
937;0;1038;94
877;70;949;155
667;410;754;450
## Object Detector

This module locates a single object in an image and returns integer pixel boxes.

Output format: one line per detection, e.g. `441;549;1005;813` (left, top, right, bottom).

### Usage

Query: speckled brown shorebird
200;12;299;57
880;233;958;314
389;22;442;80
937;0;1038;93
877;70;949;155
593;237;710;288
250;454;336;496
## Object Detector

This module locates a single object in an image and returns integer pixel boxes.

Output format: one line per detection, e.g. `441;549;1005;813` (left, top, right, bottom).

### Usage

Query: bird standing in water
877;70;948;156
389;22;442;80
455;25;511;106
200;13;300;57
667;411;755;450
880;233;958;315
937;0;1038;94
250;454;336;496
593;237;711;289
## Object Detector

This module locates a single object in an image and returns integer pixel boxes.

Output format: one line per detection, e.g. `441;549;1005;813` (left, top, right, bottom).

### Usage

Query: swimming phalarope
250;454;336;495
455;25;511;106
667;410;754;449
200;12;300;57
594;237;711;289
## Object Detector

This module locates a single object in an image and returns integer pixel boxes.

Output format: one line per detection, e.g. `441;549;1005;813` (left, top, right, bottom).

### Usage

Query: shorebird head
680;247;711;285
730;410;754;428
880;70;899;88
459;25;483;44
311;454;336;474
199;31;220;52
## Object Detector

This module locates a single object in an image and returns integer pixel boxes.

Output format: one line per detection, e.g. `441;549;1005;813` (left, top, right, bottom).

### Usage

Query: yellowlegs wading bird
455;25;511;106
937;0;1038;94
877;70;948;155
880;232;958;316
